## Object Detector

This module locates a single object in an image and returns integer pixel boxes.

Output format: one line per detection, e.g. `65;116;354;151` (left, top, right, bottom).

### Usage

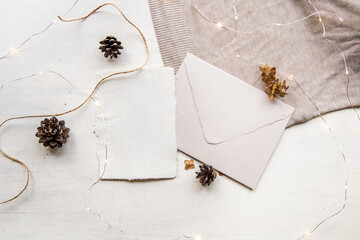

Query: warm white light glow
95;100;101;107
9;47;18;55
53;19;58;23
235;16;238;20
345;70;349;75
277;23;281;26
215;22;223;28
38;72;44;75
338;17;343;22
318;17;322;22
193;235;202;240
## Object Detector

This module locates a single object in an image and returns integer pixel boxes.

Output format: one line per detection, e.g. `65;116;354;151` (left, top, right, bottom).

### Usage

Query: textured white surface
0;0;359;240
95;68;177;180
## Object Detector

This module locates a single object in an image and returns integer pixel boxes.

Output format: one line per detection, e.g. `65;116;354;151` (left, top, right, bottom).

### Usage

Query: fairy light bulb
338;17;343;22
345;70;349;75
215;22;223;28
9;47;18;55
38;71;44;75
193;234;202;240
53;19;58;23
318;17;322;23
95;100;101;107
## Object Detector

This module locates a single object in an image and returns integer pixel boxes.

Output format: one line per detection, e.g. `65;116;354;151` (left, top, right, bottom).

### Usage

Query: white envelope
176;53;294;189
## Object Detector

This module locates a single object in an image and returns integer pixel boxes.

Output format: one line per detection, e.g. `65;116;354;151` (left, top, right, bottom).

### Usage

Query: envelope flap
184;53;294;144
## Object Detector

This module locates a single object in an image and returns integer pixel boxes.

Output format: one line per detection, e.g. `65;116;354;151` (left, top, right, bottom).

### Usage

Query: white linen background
0;0;359;240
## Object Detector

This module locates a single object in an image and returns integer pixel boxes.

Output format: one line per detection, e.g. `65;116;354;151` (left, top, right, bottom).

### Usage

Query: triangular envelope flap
184;53;294;144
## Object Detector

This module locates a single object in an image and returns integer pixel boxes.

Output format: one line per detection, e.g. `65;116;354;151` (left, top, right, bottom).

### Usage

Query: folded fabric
149;0;360;126
95;68;177;180
176;53;294;189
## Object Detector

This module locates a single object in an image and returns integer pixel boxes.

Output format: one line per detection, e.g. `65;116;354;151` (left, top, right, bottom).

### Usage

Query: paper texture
176;53;294;189
95;68;177;180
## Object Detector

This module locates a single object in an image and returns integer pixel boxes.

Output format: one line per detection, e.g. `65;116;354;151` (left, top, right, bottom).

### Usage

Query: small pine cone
196;164;217;186
35;117;70;149
99;35;123;59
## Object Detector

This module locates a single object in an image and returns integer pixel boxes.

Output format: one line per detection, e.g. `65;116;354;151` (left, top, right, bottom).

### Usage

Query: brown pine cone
196;164;217;186
99;35;123;59
259;64;289;100
35;117;70;149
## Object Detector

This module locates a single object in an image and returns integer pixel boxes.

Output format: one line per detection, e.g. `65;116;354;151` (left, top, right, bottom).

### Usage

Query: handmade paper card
176;53;294;189
95;68;177;180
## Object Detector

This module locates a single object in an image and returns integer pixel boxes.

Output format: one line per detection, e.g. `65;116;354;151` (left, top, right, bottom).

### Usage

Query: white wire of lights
84;96;201;240
83;140;135;237
0;0;80;60
82;92;137;238
193;4;334;33
286;74;349;240
193;0;356;239
84;97;201;240
0;70;136;236
192;1;359;120
1;71;78;91
0;70;97;107
0;71;137;237
0;1;200;238
305;0;359;120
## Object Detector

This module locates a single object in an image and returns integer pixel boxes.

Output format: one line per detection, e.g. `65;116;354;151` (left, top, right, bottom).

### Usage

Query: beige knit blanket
148;0;360;126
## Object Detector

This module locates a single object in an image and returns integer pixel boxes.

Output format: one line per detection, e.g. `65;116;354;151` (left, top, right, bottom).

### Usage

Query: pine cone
99;35;123;59
196;164;217;186
259;64;289;100
35;117;70;149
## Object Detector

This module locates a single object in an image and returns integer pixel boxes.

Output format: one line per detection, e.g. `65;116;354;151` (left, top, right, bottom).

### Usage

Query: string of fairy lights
0;0;80;60
0;2;196;240
193;0;359;121
0;0;357;239
0;71;82;92
192;0;356;239
0;2;146;239
285;72;349;239
0;70;131;235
